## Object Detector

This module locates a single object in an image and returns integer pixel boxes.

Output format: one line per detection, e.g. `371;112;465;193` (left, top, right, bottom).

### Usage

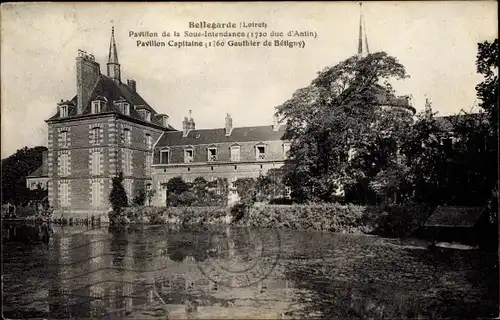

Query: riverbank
111;203;434;238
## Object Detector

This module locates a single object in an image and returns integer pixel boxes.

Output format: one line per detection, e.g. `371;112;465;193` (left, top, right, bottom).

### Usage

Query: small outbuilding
423;206;490;247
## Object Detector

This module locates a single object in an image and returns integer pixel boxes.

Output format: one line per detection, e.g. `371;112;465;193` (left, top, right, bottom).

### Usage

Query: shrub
108;172;128;224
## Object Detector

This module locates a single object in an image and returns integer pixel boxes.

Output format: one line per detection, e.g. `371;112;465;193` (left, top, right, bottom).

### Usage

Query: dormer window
162;116;169;127
256;144;267;160
160;149;170;164
283;142;291;159
145;111;151;122
60;105;68;118
184;147;194;163
123;103;130;116
91;100;102;114
208;147;218;162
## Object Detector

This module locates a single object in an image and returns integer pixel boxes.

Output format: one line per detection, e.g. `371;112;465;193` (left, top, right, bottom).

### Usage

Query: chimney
127;79;136;92
188;109;195;130
162;115;169;127
182;116;190;137
225;113;233;136
76;50;100;115
272;114;280;131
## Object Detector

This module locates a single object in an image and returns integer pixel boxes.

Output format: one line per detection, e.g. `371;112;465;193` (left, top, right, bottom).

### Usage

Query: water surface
2;223;498;319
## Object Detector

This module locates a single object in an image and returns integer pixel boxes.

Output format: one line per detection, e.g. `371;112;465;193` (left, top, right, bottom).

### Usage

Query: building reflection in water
45;225;295;318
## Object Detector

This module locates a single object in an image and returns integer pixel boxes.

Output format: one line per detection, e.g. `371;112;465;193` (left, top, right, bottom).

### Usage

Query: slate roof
372;86;416;114
27;165;48;178
47;75;176;130
157;125;288;147
424;206;485;228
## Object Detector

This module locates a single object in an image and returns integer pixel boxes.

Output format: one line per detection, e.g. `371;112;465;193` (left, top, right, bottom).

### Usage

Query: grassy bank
114;203;434;238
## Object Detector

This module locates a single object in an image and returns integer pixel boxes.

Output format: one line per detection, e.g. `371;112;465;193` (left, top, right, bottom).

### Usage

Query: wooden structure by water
423;206;489;246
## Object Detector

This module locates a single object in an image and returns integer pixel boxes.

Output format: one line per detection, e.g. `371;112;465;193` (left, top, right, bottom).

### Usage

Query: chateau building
36;27;175;216
27;6;417;216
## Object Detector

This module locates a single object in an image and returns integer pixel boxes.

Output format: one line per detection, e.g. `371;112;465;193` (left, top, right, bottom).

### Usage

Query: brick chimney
188;110;195;130
127;79;136;92
76;50;100;115
272;114;280;131
225;113;233;136
182;116;190;137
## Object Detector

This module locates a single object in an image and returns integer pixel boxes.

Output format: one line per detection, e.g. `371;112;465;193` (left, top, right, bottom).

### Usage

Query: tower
107;26;121;82
358;2;370;56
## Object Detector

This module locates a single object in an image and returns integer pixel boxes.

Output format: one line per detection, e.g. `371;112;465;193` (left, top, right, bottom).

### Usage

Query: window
123;103;130;115
60;105;68;118
91;100;102;114
283;143;291;159
145;154;152;176
60;183;69;207
91;151;101;176
122;128;131;145
91;182;101;207
146;134;152;150
123;150;132;175
61;131;68;148
160;150;169;164
145;111;151;122
124;180;133;203
184;148;194;163
208;147;217;162
256;145;266;160
138;110;146;119
230;146;240;162
60;154;69;177
91;127;100;145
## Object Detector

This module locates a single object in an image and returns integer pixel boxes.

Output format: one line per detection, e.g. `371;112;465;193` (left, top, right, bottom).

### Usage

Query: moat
2;222;498;319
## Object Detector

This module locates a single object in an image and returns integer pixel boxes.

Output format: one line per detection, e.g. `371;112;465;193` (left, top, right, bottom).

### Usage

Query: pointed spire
108;26;119;64
107;25;121;82
357;2;370;56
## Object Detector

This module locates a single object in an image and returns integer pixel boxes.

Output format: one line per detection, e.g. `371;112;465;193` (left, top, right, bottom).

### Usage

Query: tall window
60;154;69;177
123;103;130;116
184;148;194;163
91;101;102;114
283;143;291;159
61;131;68;148
60;183;69;207
145;154;152;176
91;151;101;176
208;147;217;162
60;105;68;118
91;182;101;207
256;145;266;160
146;134;152;150
160;150;169;164
122;128;131;145
124;180;133;202
123;150;132;175
91;127;100;145
230;146;240;162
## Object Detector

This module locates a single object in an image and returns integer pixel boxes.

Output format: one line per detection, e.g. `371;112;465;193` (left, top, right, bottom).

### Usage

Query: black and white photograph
1;1;498;319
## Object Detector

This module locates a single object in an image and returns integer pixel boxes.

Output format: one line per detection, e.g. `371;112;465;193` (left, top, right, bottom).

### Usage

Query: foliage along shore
107;203;435;239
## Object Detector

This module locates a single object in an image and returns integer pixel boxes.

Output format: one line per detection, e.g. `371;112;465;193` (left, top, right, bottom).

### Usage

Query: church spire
358;2;370;56
107;25;121;82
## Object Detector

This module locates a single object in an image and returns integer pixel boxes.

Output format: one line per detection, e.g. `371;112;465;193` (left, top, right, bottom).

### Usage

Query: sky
1;1;498;158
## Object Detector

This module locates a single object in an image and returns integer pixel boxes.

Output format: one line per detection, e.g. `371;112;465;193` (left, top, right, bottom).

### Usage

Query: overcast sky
1;2;497;158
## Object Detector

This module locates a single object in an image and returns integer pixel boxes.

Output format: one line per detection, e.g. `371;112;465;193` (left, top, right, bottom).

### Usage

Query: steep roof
424;206;485;228
157;124;288;147
372;86;416;114
47;75;176;130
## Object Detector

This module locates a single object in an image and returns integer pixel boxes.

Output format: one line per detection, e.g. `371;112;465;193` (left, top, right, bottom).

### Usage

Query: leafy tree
234;178;257;205
276;52;410;203
133;187;146;206
166;176;190;195
109;172;128;213
1;146;47;205
475;38;498;133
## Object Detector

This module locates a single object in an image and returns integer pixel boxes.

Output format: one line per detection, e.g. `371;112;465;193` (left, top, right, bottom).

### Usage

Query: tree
109;172;128;213
276;52;410;203
1;146;47;205
475;38;498;133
